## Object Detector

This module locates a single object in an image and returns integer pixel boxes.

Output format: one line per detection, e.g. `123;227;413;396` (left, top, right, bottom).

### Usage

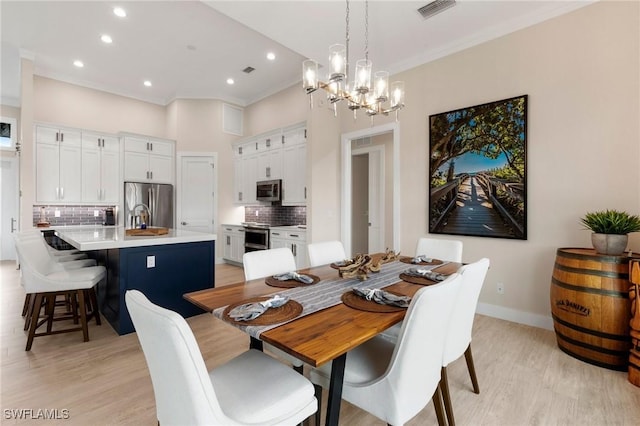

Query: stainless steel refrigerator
124;182;174;229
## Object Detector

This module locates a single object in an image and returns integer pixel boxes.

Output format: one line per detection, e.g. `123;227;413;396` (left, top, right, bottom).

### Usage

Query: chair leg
432;382;447;426
45;294;56;333
77;290;89;342
464;345;480;394
26;293;44;351
23;294;37;331
313;384;322;426
87;288;101;325
441;366;454;426
22;294;31;316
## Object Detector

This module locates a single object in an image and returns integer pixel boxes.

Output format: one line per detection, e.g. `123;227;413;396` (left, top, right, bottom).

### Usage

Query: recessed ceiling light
267;52;276;61
144;80;152;87
101;34;113;44
113;7;127;18
73;60;84;68
226;78;235;85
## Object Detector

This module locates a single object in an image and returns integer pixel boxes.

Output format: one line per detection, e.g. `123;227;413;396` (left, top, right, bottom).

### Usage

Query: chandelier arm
365;0;369;62
346;0;350;83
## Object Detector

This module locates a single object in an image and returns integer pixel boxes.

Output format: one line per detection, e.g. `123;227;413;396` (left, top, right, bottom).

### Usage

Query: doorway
341;122;400;257
176;152;217;234
1;155;19;260
351;144;385;254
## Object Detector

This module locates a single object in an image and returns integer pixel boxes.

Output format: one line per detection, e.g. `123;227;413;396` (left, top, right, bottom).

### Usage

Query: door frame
341;122;400;257
176;151;218;233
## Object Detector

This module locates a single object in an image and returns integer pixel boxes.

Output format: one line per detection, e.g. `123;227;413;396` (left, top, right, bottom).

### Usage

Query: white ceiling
1;1;593;108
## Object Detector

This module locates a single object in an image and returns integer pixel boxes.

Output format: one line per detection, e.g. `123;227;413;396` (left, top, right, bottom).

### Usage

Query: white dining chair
415;236;463;262
309;273;463;426
307;240;347;267
241;247;305;372
440;257;490;426
125;290;317;426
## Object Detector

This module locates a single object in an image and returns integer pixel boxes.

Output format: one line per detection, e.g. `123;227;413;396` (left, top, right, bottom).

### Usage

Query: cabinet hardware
146;142;150;151
150;142;153;152
10;217;16;233
290;234;299;238
226;236;230;245
225;228;232;231
255;142;258;150
150;171;153;179
266;138;271;148
304;187;307;199
304;129;307;138
56;187;59;199
60;187;64;199
282;135;285;144
181;221;187;225
239;146;243;155
266;166;271;178
60;132;64;142
56;132;59;142
239;191;243;201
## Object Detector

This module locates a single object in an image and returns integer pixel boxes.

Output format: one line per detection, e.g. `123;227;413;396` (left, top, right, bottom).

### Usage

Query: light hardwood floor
1;260;639;425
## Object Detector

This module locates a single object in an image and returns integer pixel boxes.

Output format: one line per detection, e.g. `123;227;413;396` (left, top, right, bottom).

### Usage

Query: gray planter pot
591;233;628;256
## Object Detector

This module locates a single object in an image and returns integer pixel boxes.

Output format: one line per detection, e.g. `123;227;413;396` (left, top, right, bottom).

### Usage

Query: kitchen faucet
131;203;151;228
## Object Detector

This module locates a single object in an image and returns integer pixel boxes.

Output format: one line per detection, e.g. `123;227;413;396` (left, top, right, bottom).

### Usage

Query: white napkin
228;294;290;321
411;255;433;264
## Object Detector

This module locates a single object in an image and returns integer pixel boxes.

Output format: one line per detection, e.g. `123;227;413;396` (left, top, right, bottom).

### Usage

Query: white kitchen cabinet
269;227;308;269
220;225;245;263
233;139;258;205
282;125;307;205
123;135;174;183
35;125;82;203
81;132;120;203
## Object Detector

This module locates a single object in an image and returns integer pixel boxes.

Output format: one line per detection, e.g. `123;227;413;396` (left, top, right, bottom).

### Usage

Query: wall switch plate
147;255;156;268
54;210;61;217
94;210;100;217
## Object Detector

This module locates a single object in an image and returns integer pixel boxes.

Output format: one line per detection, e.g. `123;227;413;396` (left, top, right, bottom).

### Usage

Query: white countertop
54;226;216;251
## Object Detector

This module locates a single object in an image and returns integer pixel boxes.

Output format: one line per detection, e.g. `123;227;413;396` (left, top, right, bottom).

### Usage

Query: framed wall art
428;95;527;240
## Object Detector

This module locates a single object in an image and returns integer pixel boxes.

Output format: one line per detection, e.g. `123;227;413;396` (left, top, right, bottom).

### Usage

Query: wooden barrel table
629;260;640;386
550;248;634;371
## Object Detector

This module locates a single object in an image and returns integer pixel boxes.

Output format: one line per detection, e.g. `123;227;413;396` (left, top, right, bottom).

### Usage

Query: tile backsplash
33;205;116;227
244;205;306;226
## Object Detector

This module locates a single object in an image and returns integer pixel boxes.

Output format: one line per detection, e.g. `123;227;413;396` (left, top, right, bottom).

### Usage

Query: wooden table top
184;260;460;367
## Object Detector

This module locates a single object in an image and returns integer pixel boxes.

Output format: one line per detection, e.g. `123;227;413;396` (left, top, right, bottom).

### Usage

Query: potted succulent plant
580;209;640;255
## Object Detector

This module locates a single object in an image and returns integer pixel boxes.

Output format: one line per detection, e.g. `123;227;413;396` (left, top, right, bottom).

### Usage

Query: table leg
325;353;346;426
250;337;263;351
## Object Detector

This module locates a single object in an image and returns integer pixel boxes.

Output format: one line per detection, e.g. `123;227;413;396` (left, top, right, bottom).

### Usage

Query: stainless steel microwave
256;179;281;202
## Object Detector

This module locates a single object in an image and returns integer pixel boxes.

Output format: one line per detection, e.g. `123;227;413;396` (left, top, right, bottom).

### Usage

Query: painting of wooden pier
428;95;527;240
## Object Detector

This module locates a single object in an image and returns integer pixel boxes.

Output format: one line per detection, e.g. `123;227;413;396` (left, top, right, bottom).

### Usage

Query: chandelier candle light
302;0;405;120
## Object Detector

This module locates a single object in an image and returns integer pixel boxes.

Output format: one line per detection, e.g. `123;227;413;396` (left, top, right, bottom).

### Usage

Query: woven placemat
399;273;443;286
341;291;407;313
265;274;321;288
222;297;303;326
399;256;443;266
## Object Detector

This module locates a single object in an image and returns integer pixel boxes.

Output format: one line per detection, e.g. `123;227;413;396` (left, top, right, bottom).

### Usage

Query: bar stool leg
26;293;44;351
77;290;89;342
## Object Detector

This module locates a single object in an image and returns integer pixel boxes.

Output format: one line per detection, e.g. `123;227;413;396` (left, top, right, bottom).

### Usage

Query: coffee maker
104;208;116;226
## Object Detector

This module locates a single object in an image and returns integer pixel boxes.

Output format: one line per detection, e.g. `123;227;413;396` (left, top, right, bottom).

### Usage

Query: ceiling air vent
418;0;456;20
242;66;255;74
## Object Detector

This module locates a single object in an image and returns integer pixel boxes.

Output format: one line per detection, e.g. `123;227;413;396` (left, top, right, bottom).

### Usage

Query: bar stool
15;237;105;351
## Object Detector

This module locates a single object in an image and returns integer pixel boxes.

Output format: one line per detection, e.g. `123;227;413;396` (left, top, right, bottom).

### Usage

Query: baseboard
476;302;554;331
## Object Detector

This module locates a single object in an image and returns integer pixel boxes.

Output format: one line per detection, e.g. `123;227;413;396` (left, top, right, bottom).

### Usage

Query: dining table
183;255;461;426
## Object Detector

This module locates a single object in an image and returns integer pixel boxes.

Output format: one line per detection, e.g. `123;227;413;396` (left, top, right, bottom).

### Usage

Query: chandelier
302;0;405;119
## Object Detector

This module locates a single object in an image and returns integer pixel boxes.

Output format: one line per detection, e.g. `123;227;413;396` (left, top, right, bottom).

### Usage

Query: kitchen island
55;227;216;335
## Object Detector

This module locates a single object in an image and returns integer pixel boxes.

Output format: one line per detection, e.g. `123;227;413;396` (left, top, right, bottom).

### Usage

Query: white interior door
177;153;217;233
367;148;384;253
1;156;19;260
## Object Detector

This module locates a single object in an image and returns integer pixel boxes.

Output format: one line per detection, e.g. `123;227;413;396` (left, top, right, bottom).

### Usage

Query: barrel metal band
552;313;630;341
551;276;628;298
557;248;633;265
556;345;628;371
553;262;629;280
554;328;629;356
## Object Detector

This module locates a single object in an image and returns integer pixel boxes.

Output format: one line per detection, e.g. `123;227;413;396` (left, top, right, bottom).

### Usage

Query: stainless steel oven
243;225;269;252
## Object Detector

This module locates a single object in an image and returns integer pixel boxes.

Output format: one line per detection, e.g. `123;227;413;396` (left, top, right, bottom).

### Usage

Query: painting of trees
428;95;527;239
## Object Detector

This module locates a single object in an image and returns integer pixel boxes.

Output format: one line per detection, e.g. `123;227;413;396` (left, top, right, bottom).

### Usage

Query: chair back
242;247;297;280
307;240;347;267
14;237;59;292
443;258;490;366
125;290;228;425
415;237;463;262
383;273;463;423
